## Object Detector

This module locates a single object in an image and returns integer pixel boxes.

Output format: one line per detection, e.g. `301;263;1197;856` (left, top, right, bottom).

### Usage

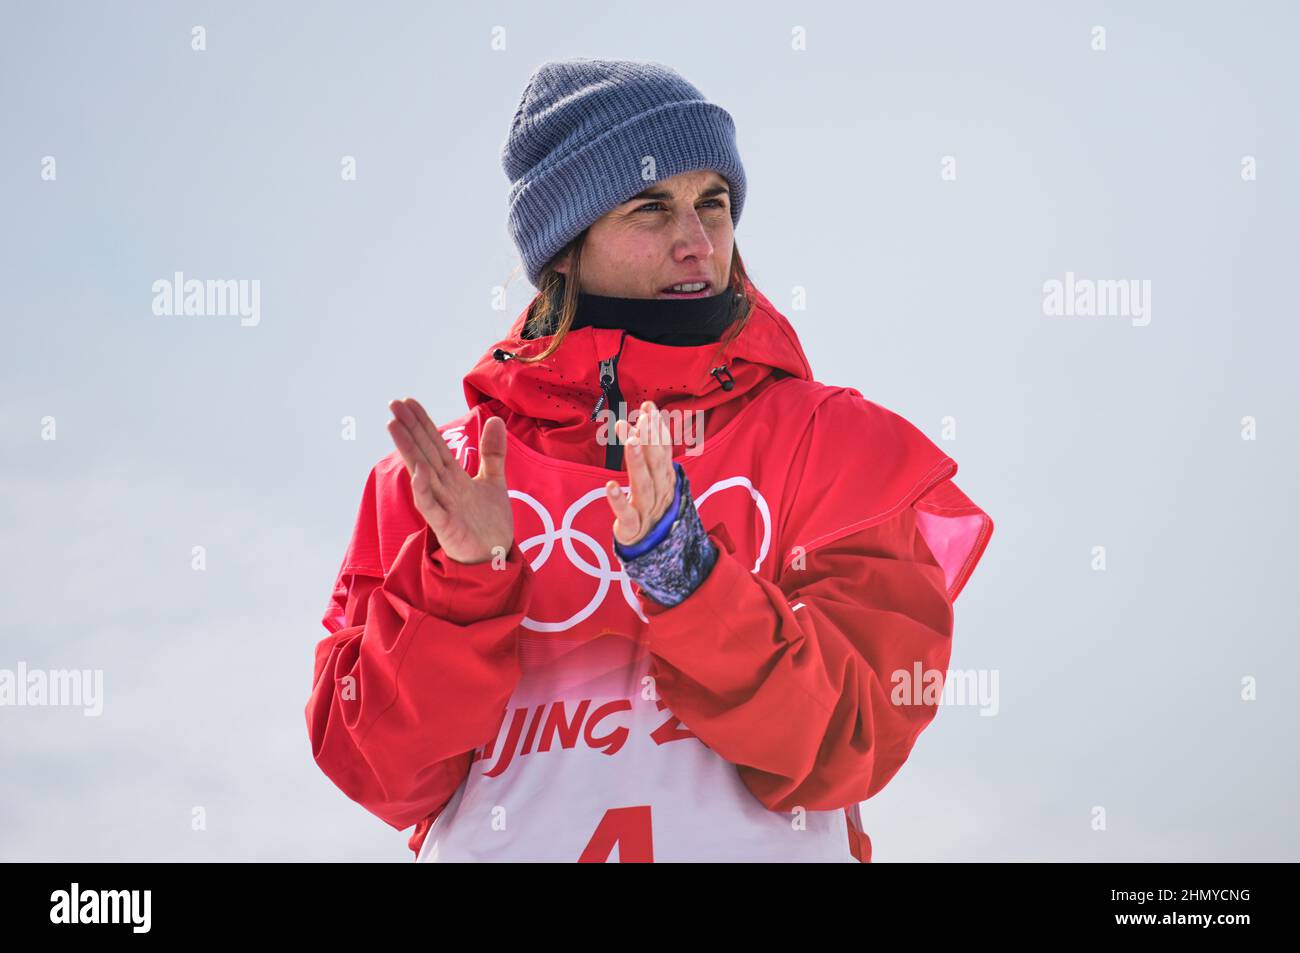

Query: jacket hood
462;278;814;455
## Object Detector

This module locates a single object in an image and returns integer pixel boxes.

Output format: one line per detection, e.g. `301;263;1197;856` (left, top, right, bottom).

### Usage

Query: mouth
657;280;713;299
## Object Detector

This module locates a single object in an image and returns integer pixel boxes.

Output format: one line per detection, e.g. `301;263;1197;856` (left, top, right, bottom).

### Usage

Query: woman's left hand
605;400;676;547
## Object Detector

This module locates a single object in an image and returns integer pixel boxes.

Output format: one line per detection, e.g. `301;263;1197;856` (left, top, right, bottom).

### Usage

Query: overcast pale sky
1;0;1297;861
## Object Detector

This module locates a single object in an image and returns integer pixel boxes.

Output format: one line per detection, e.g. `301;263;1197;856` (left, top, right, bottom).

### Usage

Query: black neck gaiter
524;279;743;346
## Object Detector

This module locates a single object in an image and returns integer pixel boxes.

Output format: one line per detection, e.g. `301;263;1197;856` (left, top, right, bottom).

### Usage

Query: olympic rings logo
439;425;773;633
509;477;772;633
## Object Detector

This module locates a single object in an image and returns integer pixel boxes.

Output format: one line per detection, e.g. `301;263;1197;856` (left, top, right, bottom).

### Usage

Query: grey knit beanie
502;58;747;288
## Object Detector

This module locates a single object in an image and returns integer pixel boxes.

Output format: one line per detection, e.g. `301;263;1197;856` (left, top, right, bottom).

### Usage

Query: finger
605;480;640;541
655;402;674;455
624;429;657;522
633;402;671;509
477;415;508;485
645;402;675;501
387;416;428;476
388;401;437;472
390;413;457;509
391;399;453;481
412;460;451;522
405;398;460;471
636;402;651;445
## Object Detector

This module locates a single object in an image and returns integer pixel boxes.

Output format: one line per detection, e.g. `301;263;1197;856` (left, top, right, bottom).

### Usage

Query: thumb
476;415;508;485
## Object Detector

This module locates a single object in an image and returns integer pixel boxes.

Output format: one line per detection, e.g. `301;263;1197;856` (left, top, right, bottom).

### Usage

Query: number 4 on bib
578;806;654;862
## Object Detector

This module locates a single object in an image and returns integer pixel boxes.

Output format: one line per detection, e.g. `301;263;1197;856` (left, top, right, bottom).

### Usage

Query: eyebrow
624;181;730;203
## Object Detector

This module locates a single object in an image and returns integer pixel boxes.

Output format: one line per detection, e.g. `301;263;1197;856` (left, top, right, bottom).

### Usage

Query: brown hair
512;232;755;364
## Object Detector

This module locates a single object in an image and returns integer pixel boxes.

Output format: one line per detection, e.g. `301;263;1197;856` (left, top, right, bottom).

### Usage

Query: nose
671;208;714;262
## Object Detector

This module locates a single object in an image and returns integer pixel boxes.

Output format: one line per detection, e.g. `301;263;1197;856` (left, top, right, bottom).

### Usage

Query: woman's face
554;169;734;299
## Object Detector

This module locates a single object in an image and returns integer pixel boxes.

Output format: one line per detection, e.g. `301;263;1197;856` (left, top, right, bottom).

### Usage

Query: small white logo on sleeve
49;883;151;934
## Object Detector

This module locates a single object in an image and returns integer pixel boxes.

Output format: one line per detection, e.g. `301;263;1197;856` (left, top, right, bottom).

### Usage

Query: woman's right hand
386;398;514;566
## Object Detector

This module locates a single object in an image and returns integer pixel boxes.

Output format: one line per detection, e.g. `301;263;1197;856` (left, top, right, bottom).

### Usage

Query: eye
634;199;727;213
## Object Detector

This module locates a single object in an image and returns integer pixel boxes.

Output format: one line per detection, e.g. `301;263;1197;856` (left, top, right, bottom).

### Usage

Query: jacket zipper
589;331;629;471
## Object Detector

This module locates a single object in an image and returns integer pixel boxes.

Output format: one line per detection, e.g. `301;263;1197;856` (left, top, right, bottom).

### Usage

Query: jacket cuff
414;526;533;626
617;465;718;607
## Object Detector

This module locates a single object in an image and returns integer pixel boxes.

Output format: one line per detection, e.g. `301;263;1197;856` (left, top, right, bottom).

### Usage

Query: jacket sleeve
637;495;968;814
630;388;992;813
305;473;535;837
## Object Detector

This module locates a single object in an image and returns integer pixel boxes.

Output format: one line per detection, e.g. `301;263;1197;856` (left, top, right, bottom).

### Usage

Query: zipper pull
590;357;616;421
710;364;735;391
493;348;516;362
592;332;629;471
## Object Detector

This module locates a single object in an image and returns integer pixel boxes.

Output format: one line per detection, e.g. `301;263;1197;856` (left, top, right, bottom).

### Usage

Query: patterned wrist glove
614;462;719;607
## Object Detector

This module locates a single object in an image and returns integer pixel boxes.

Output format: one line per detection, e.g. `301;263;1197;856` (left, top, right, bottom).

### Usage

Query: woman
306;58;994;862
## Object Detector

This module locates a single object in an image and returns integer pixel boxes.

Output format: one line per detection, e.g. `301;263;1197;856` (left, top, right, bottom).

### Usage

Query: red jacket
306;278;993;861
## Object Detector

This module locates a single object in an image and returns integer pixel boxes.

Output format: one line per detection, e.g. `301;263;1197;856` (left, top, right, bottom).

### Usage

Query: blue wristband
614;462;718;607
